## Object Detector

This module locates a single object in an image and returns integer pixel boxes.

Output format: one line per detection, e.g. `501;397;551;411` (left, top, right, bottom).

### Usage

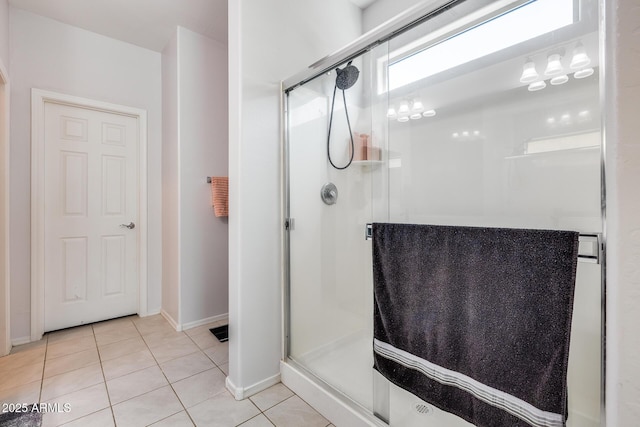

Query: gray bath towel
372;223;579;427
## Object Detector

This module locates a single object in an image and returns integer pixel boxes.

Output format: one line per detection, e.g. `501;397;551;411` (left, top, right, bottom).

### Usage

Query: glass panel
287;47;384;411
374;0;601;425
286;0;602;426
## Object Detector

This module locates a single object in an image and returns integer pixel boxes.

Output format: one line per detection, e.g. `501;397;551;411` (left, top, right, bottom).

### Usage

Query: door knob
120;222;135;229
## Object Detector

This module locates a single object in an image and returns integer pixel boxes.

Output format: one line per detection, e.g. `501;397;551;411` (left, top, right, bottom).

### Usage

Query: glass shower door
286;48;379;411
285;0;603;426
372;0;602;425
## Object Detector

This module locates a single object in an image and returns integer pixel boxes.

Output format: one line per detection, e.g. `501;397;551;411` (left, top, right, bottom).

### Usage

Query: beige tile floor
0;315;335;427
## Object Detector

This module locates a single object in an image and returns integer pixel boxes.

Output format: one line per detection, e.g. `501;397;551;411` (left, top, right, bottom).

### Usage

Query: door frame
30;89;148;341
0;59;10;356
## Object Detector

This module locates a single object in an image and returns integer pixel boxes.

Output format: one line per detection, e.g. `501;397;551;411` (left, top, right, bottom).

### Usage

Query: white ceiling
8;0;228;52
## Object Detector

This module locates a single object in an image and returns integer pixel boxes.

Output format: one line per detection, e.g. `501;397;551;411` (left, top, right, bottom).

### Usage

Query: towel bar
365;224;602;265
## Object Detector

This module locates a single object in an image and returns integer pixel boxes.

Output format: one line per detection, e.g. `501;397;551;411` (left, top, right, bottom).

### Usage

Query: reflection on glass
388;0;574;91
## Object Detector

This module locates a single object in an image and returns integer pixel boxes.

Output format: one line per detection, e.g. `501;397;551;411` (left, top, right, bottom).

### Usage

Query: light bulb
386;106;397;119
519;60;539;83
528;81;547;92
570;42;591;69
411;99;424;113
544;54;563;76
397;102;410;117
410;100;424;120
397;116;410;123
574;68;594;79
422;109;436;117
550;75;569;85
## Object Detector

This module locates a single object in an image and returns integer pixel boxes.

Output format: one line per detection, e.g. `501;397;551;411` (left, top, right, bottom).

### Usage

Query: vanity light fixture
570;42;591;69
550;74;569;85
397;102;410;116
544;53;564;76
519;59;539;83
410;99;424;120
574;68;594;79
391;101;436;122
397;101;411;122
528;81;547;92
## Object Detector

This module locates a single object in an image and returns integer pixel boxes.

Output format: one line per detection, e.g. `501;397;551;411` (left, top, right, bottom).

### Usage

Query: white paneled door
43;102;139;332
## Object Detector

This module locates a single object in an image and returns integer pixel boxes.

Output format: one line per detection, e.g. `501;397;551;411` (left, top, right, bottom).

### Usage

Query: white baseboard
225;372;281;401
183;313;228;331
11;336;31;347
145;308;161;316
281;361;385;427
160;309;182;332
226;376;242;400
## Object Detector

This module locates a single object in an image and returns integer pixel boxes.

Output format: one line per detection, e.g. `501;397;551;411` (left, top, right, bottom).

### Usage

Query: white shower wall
383;86;601;232
288;82;373;360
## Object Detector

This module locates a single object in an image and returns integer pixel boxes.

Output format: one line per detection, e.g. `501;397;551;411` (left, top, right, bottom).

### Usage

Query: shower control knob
321;183;338;205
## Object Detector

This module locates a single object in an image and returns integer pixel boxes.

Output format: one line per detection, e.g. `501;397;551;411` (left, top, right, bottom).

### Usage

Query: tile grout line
237;412;276;427
167;323;234;426
45;324;115;427
38;335;49;407
132;317;193;426
91;323;118;427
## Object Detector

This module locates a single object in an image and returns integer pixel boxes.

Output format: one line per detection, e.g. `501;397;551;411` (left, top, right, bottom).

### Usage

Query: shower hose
327;82;355;170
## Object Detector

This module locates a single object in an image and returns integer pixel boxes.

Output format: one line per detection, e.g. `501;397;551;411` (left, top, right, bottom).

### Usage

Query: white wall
161;30;180;325
178;27;229;326
9;8;163;340
0;0;8;65
228;0;362;397
161;27;229;329
605;0;640;424
0;0;9;356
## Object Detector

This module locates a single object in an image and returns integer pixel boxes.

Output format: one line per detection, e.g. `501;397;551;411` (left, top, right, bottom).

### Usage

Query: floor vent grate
413;402;434;416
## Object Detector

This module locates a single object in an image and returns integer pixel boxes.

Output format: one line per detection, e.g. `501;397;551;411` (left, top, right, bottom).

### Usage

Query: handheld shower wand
327;61;360;170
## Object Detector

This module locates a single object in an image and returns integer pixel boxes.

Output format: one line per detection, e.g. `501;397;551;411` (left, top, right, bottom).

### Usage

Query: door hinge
285;218;295;231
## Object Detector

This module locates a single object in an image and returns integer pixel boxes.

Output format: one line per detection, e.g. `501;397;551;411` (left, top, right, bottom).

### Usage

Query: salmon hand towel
211;177;229;217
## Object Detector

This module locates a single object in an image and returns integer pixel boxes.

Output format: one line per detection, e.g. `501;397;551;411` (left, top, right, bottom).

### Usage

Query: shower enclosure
283;0;604;425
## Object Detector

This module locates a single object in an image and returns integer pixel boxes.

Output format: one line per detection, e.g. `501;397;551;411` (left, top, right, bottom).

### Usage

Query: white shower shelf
352;160;384;169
